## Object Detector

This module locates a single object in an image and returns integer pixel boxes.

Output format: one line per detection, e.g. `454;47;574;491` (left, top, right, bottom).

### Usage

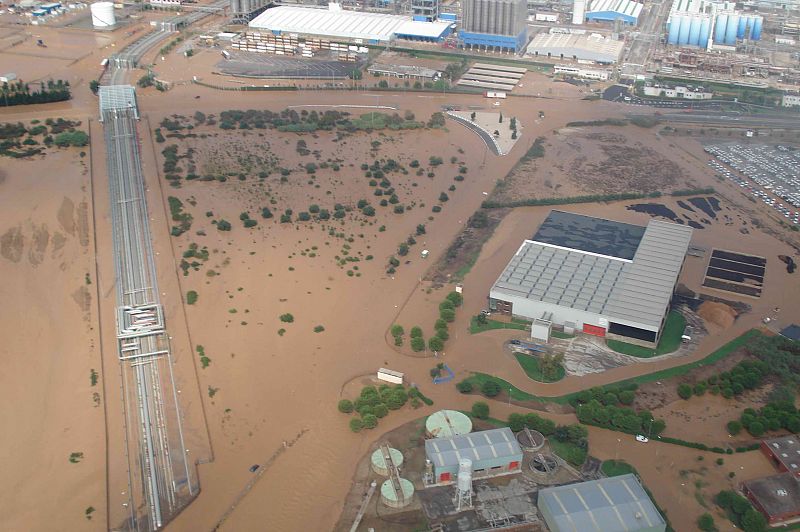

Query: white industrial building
554;64;611;80
526;31;625;64
489;211;693;346
643;84;713;99
249;4;453;44
783;93;800;107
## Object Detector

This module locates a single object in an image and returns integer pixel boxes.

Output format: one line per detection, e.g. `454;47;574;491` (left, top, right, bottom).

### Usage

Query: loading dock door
583;324;606;337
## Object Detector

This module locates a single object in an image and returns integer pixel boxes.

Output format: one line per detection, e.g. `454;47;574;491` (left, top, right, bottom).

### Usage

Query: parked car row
705;144;800;225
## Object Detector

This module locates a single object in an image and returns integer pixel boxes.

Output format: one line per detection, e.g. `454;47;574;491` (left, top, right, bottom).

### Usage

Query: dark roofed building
761;435;800;477
742;473;800;524
781;325;800;342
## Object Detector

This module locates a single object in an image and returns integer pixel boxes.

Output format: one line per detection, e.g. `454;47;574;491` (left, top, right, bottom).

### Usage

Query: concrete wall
490;291;608;332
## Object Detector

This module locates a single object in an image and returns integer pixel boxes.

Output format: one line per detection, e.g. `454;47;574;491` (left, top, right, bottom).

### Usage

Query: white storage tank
91;1;115;27
457;458;473;492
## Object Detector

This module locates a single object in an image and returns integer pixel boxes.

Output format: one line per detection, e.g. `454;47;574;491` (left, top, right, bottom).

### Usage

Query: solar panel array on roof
538;474;666;532
532;210;645;260
425;427;522;469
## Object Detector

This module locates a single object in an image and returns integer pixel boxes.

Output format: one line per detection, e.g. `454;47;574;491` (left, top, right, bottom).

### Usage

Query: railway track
101;89;193;531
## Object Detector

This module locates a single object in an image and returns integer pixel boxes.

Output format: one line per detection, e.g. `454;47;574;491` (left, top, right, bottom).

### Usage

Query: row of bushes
482;189;717;209
729;400;800;437
576;399;666;437
677;359;769;400
0;79;71;106
167;196;193;236
404;291;462;353
571;383;639;407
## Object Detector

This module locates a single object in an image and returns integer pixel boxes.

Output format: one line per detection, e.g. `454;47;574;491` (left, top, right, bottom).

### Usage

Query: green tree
471;401;490;420
440;309;455;322
481;380;501;398
410;336;425;352
446;291;463;306
349;418;364;432
697;513;716;531
410;326;423;338
748;421;765;437
428;336;444;352
456;380;473;393
362;414;378;429
741;509;767;532
470;111;476;121
89;80;99;95
727;420;742;435
186;290;198;305
279;313;294;323
338;399;354;413
677;383;692;399
373;404;388;418
391;325;404;337
476;313;488;325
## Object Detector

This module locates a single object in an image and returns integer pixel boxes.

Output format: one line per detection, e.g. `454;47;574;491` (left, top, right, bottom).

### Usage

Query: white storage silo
91;1;115;28
572;0;586;25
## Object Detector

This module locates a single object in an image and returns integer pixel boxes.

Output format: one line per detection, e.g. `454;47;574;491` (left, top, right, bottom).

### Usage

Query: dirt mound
698;301;737;328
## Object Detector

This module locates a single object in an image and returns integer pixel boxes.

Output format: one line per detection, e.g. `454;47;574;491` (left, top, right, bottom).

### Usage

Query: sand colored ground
3;38;800;531
128;90;800;532
0;140;106;529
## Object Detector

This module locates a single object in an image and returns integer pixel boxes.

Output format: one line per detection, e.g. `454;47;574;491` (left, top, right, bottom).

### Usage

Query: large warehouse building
538;475;667;532
249;4;453;44
460;0;529;52
526;31;625;64
489;211;693;347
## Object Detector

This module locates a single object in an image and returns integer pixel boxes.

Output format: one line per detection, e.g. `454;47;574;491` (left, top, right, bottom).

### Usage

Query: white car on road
636;435;649;443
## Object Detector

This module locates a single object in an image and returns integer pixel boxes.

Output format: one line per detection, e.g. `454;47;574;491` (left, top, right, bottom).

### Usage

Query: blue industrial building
585;0;642;25
460;29;528;53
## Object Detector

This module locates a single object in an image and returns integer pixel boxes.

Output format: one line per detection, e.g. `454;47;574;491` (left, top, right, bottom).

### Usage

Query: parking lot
216;51;363;79
705;143;800;226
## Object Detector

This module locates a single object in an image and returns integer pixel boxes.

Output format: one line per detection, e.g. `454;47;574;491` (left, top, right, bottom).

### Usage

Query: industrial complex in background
7;0;800;97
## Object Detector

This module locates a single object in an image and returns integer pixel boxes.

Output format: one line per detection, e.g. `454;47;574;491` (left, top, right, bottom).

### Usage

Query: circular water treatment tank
530;454;559;474
370;447;404;476
516;428;545;451
91;1;115;27
381;478;414;508
425;410;472;439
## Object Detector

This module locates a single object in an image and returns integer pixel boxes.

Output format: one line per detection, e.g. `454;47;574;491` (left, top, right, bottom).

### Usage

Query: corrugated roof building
249;5;452;44
489;211;693;346
425;427;523;483
586;0;643;24
538;474;666;532
525;32;625;64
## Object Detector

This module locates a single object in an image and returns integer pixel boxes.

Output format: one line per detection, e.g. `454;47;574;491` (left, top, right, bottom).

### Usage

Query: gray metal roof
539;474;666;532
425;427;522;469
603;220;693;329
98;85;138;120
492;241;626;315
490;217;692;331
